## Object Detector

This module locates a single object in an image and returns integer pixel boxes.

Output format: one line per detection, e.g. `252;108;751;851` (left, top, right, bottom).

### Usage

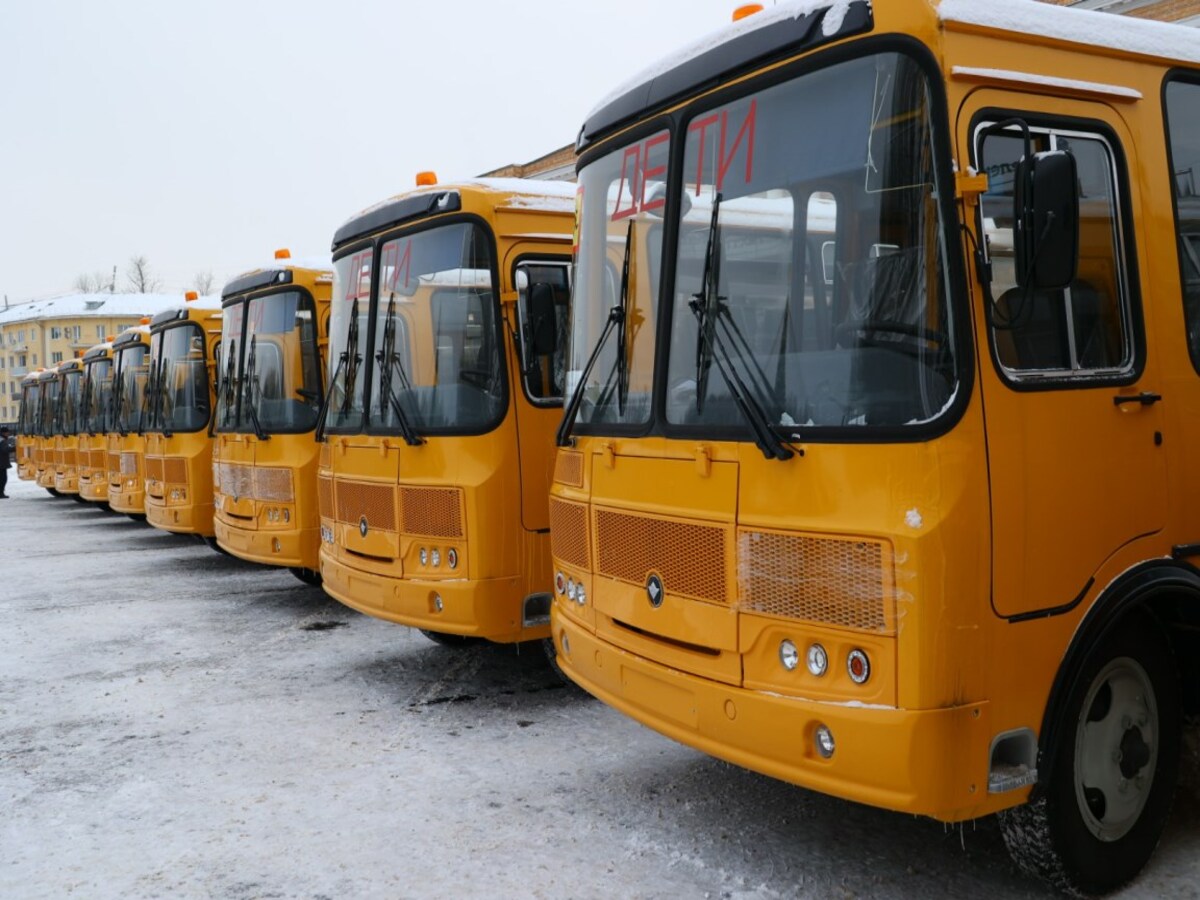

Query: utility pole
111;265;117;293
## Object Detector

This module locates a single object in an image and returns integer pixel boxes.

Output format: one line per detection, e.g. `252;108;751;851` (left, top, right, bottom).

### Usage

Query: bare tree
73;271;111;294
193;271;216;295
125;255;162;294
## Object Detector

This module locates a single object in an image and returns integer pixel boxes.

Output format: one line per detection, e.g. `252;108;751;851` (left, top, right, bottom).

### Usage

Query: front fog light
806;643;828;677
447;548;458;569
847;649;871;684
431;549;441;567
779;640;799;671
555;571;566;594
814;724;836;759
567;579;578;602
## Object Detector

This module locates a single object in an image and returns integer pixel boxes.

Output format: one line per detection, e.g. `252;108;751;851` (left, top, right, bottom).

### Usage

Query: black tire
419;629;481;648
70;493;88;504
47;488;61;497
999;611;1180;895
204;536;232;556
289;567;322;586
126;513;147;522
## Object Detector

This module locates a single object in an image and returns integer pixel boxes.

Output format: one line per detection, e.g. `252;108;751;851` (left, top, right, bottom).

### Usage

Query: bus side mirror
527;283;558;357
1014;149;1079;291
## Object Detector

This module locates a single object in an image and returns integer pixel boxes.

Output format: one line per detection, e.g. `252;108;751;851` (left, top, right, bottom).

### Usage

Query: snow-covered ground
2;473;1197;899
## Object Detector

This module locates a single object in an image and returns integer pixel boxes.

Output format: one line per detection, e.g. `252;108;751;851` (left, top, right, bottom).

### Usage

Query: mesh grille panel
90;449;106;469
399;487;463;538
737;530;894;633
164;458;187;484
254;467;293;502
595;509;729;604
219;463;253;499
318;475;333;520
145;457;164;482
553;451;583;488
549;499;589;569
336;480;396;531
109;453;121;475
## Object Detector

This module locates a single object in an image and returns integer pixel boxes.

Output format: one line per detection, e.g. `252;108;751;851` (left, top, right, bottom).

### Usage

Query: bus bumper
320;551;548;642
552;611;1000;822
214;517;317;569
146;501;215;536
79;477;109;502
108;488;145;516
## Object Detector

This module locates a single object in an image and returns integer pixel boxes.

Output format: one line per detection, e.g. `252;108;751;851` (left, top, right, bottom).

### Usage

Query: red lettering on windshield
640;132;669;213
717;100;756;192
611;145;642;221
688;113;720;194
343;251;372;301
383;240;413;292
611;132;671;221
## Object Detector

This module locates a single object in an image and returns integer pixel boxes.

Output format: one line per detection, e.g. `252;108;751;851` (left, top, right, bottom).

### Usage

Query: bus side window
515;262;571;404
1165;79;1200;369
978;124;1132;378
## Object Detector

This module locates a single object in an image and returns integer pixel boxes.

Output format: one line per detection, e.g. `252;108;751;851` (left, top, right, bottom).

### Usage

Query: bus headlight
566;579;578;602
575;582;586;606
779;640;799;671
431;549;441;568
806;643;828;677
419;548;428;566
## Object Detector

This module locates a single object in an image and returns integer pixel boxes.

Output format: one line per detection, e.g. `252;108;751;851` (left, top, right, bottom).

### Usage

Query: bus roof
580;0;1200;153
333;179;578;251
221;259;334;300
148;294;222;329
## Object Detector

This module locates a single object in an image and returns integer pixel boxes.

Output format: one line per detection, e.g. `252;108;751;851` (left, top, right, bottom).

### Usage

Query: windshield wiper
556;220;634;447
136;362;155;436
242;335;270;441
315;300;359;442
688;193;792;462
341;299;362;417
220;338;238;428
375;293;423;446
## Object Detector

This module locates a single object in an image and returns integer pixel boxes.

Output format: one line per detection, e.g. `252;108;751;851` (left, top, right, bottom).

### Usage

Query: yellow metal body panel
550;1;1200;825
320;183;573;642
212;265;332;569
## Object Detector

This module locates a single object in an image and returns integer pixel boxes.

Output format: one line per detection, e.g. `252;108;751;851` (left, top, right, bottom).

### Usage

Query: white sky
0;0;743;302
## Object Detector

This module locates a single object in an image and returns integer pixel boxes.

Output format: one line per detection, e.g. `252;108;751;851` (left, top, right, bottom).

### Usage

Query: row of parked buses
11;0;1200;893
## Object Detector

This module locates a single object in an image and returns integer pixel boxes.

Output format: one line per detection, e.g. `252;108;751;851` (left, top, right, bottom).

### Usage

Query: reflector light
779;639;799;671
847;649;871;684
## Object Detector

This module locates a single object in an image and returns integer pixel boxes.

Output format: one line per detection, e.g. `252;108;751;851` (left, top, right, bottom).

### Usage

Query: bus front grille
594;508;729;605
549;498;589;569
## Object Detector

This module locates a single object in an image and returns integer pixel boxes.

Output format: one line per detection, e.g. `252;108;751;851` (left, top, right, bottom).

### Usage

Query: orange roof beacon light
415;171;438;187
274;248;292;260
185;291;199;302
139;316;151;325
732;3;763;21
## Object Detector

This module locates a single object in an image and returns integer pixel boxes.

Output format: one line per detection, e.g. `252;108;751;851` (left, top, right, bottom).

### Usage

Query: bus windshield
60;370;83;435
571;51;957;439
148;324;211;433
667;51;955;433
19;383;41;435
113;345;148;434
39;378;61;436
327;221;502;435
243;290;321;433
215;301;245;430
82;359;112;434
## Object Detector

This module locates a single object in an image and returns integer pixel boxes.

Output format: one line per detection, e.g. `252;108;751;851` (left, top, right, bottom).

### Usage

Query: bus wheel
999;611;1180;895
47;488;60;497
419;629;480;648
203;536;232;556
71;493;88;504
289;567;322;586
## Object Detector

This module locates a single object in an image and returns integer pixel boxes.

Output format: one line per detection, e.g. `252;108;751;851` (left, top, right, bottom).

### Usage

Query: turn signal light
847;649;871;684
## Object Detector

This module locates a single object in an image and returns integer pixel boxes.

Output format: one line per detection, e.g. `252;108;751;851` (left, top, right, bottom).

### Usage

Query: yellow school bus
16;369;44;481
550;0;1200;892
33;365;63;494
106;325;154;516
51;357;86;498
143;292;222;539
77;342;116;504
212;253;333;581
319;177;575;644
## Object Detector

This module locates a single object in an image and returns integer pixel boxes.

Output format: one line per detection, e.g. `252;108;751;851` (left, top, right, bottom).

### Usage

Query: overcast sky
0;0;743;303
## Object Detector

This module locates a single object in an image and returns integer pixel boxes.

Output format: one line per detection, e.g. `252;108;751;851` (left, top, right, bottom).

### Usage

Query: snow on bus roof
585;0;868;122
236;256;334;280
341;179;578;232
938;0;1200;66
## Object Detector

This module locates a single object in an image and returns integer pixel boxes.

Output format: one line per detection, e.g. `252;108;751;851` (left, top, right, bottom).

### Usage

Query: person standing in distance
0;426;11;498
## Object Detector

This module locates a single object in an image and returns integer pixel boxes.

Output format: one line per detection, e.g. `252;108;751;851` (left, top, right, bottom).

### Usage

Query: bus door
961;90;1165;619
511;258;571;532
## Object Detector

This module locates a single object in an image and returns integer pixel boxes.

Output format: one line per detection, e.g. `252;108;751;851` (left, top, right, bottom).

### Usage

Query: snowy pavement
1;473;1197;899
